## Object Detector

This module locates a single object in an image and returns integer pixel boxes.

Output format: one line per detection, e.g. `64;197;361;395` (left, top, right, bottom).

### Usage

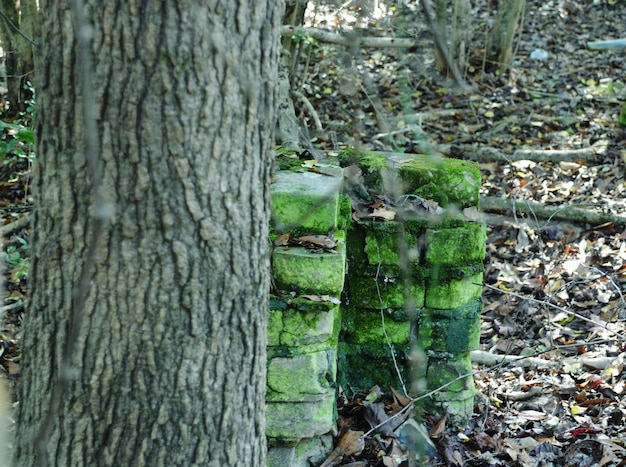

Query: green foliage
0;81;36;162
2;236;29;281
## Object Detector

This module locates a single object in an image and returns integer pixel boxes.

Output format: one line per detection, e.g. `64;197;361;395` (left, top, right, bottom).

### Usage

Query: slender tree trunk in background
0;0;36;115
489;0;526;71
15;1;282;466
432;0;472;78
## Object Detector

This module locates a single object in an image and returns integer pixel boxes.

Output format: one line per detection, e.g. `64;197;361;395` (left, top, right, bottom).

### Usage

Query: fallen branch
0;213;32;237
471;349;619;371
438;140;609;163
281;25;417;49
480;195;626;226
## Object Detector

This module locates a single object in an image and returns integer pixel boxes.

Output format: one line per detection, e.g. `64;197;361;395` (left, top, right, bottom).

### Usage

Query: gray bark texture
15;1;283;466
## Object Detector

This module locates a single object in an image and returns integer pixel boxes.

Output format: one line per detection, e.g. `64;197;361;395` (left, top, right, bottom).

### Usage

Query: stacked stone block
268;166;346;466
267;151;486;453
339;151;485;424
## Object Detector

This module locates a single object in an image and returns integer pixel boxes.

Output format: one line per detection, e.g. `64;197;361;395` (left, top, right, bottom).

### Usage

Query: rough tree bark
15;1;283;466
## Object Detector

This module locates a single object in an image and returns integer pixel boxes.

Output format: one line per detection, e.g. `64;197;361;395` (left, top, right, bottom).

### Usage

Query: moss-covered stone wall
267;151;484;466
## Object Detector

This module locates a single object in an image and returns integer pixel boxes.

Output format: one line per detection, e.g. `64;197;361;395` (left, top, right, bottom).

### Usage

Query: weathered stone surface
425;223;486;266
340;150;481;208
417;352;475;394
271;167;343;234
425;273;483;309
267;351;336;402
266;394;337;441
267;435;334;467
337;342;411;392
418;300;482;353
341;308;411;345
273;241;346;295
347;276;425;309
267;302;340;348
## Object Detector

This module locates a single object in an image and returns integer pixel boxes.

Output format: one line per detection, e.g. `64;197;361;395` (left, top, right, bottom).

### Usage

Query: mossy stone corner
341;149;481;208
271;167;343;234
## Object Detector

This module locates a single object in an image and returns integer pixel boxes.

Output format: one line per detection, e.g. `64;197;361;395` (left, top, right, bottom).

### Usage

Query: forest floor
1;0;626;466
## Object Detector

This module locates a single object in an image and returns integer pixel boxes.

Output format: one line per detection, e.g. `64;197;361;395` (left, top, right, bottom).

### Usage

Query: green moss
268;304;340;347
418;300;482;353
266;395;337;441
425;273;483;309
395;156;481;208
425;223;487;266
338;194;352;231
272;231;347;295
347;276;425;309
337;342;411;393
341;308;412;345
266;352;336;401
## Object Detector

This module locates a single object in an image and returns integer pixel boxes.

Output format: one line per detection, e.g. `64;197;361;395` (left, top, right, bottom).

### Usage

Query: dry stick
0;213;32;237
291;89;323;131
34;1;113;465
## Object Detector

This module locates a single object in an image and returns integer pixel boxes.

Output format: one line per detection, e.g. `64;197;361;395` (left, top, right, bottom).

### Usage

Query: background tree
0;0;37;115
14;0;282;465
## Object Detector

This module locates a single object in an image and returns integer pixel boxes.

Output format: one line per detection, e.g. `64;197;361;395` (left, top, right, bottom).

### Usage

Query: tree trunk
15;1;282;466
489;0;526;72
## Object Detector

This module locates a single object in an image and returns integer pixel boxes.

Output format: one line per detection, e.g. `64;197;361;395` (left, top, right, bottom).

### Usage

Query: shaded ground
1;0;626;465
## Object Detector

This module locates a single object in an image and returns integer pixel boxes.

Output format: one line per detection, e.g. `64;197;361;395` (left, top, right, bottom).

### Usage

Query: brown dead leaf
319;430;365;467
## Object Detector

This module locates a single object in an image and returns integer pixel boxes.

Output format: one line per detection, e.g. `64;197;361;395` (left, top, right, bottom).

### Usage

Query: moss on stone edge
425;223;487;266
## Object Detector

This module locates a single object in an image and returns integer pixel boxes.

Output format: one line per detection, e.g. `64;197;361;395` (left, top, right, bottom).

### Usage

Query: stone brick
341;308;411;345
418;299;482;353
425;223;486;266
425;273;482;309
266;351;336;402
347;276;425;309
273;242;346;295
266;393;337;441
271;167;343;234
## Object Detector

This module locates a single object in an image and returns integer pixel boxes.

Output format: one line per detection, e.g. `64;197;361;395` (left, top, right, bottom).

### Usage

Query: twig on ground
0;214;32;237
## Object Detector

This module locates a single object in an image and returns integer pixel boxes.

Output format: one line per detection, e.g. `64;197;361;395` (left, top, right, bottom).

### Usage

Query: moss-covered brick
337;342;410;392
387;153;481;208
347;276;425;309
267;351;336;402
271;167;344;234
273;241;346;296
418;300;482;353
425;223;486;266
341;308;411;345
416;352;474;394
267;436;334;466
340;150;480;208
425;273;482;309
266;393;337;441
267;303;340;348
415;352;476;424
